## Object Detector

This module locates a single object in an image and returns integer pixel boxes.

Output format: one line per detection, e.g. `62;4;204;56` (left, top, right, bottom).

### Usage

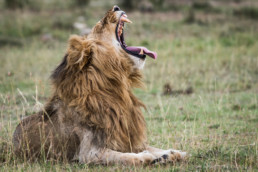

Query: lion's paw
151;150;187;165
168;150;187;162
122;151;156;166
137;151;156;165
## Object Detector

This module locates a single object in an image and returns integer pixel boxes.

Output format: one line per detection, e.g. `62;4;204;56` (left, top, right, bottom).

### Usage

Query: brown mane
49;31;147;152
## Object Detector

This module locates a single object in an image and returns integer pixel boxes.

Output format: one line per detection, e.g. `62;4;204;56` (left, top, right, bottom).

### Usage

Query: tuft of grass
219;32;256;47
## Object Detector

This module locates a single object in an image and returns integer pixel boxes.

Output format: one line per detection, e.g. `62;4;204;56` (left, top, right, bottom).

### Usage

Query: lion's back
12;111;80;161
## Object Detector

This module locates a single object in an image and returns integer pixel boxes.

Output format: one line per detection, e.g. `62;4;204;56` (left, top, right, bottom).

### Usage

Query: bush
192;0;211;10
234;7;258;20
4;0;44;11
119;0;135;10
4;0;29;9
149;0;165;8
74;0;90;7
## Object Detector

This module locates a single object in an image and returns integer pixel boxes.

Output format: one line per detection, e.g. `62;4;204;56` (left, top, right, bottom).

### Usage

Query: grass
0;1;258;171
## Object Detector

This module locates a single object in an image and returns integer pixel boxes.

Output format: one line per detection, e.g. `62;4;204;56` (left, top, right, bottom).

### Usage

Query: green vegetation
0;0;257;171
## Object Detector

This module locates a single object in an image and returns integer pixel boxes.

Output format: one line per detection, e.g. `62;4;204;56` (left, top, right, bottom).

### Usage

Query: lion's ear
67;35;92;69
69;35;83;51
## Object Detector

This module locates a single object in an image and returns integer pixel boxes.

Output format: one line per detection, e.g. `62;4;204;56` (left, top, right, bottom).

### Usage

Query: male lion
13;6;186;165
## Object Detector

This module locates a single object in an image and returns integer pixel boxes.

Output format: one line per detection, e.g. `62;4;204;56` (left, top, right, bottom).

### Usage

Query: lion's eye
113;6;120;12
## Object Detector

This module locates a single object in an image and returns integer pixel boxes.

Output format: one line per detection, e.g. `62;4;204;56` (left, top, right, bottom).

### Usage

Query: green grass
0;1;258;171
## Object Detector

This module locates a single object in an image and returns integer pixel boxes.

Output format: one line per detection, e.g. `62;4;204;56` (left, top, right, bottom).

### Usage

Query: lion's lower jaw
129;54;146;69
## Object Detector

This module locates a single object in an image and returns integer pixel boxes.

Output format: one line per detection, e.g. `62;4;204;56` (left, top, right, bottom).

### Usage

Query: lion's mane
49;34;147;153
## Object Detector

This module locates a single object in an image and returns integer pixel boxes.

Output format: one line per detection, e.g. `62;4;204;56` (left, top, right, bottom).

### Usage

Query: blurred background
0;0;257;88
0;0;257;171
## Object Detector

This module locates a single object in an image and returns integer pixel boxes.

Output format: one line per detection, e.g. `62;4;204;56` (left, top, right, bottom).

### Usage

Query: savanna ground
0;0;257;171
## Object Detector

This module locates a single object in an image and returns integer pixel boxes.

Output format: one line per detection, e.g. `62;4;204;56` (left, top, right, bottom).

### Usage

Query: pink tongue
126;46;157;59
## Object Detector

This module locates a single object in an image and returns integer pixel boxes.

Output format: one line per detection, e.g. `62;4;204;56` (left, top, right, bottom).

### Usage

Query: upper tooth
120;16;132;23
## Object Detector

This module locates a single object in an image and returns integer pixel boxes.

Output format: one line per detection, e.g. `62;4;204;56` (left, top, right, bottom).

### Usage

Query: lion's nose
113;5;121;12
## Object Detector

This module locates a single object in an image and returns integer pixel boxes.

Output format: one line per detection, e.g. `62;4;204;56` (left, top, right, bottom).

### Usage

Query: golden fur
13;6;186;165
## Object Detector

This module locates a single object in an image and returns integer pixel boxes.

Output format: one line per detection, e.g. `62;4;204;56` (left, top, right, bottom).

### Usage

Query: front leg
78;132;157;166
79;147;157;166
146;146;187;164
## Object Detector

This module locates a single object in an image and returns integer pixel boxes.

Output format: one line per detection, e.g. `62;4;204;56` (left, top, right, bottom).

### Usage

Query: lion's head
90;5;157;69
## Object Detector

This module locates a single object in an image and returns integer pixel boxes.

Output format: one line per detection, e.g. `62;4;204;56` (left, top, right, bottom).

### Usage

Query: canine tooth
120;16;132;23
139;48;144;55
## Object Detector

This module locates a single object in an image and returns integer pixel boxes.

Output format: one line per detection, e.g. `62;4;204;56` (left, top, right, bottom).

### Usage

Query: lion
12;5;186;165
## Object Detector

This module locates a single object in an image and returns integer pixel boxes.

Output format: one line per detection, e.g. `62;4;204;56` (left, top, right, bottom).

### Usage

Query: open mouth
115;13;157;60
